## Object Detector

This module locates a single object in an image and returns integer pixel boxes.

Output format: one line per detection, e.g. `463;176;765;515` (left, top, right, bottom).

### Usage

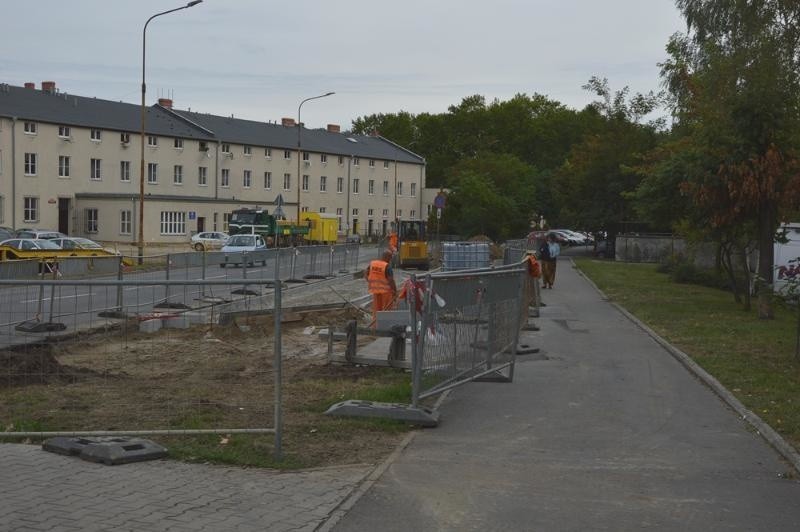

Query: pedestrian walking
366;250;398;327
540;233;560;288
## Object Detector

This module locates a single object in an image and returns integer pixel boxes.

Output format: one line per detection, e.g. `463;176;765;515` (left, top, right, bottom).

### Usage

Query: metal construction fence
408;261;531;405
0;278;287;459
0;243;360;283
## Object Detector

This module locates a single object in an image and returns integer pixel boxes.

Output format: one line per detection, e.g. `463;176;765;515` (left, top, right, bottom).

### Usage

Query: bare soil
0;303;414;469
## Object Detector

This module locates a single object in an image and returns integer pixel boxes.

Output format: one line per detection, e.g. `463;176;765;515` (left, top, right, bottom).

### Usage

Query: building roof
0;83;214;140
168;108;424;164
0;82;424;164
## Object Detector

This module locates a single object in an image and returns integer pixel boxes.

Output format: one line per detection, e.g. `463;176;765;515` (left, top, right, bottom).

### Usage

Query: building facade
0;81;427;244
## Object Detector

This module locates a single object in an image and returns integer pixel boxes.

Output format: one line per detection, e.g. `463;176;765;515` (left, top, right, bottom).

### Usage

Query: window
352;208;359;216
120;161;131;182
337;177;344;193
321;154;328;164
223;213;231;231
85;208;98;233
23;197;38;222
353;178;359;194
174;138;183;149
283;173;291;190
221;143;231;154
90;129;102;141
160;211;186;235
382;208;388;217
320;175;327;192
284;149;291;160
368;208;374;216
121;132;130;144
353;157;360;166
369;159;375;168
147;162;157;184
24;121;37;134
24;153;37;176
338;155;344;165
410;209;417;218
243;146;252;156
58;126;71;138
58;156;70;178
0;195;4;223
265;147;272;159
264;171;272;189
302;152;310;162
302;206;309;213
91;158;102;180
317;206;325;214
383;180;389;195
243;170;252;188
213;212;218;231
198;166;208;186
397;181;403;196
221;168;230;187
411;183;417;197
396;209;402;218
120;210;132;235
336;207;343;216
199;141;209;152
302;174;309;191
383;160;390;169
368;179;374;195
147;135;158;147
173;165;183;185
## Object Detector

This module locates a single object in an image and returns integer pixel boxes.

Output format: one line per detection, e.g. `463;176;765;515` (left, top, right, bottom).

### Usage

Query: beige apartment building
0;81;428;244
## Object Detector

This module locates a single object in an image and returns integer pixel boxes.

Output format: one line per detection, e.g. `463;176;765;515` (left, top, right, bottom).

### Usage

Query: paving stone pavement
0;444;371;531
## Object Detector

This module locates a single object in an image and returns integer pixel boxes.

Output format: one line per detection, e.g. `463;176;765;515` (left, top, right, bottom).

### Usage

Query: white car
220;234;267;267
191;231;229;251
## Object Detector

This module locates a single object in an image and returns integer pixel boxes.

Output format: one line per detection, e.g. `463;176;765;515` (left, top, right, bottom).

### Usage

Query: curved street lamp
138;0;203;262
296;92;335;222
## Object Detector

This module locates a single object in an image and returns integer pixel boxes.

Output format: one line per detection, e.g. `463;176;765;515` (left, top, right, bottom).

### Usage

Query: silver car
191;231;229;251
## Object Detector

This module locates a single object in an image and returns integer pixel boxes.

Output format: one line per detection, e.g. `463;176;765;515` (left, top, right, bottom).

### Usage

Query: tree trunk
738;247;751;311
721;242;741;304
757;199;777;319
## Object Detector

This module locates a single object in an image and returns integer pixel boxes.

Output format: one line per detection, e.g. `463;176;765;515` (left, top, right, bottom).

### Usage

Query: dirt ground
1;281;416;468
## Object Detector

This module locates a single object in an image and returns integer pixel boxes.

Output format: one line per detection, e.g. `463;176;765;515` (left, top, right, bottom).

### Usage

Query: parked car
220;234;267;267
0;227;14;242
191;231;229;251
51;237;120;254
14;229;67;240
345;233;362;244
0;238;62;250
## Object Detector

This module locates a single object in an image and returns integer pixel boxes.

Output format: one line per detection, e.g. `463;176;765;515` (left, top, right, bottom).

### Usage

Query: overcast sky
1;0;686;130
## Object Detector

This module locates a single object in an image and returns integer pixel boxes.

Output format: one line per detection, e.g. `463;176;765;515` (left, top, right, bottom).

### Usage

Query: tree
660;1;800;316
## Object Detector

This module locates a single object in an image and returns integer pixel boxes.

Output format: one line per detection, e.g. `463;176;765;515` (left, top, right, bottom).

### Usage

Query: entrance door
58;198;70;235
197;216;205;232
367;219;374;236
352;219;359;235
382;220;387;236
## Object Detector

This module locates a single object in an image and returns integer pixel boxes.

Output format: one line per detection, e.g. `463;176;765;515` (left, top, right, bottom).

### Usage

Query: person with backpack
539;233;560;288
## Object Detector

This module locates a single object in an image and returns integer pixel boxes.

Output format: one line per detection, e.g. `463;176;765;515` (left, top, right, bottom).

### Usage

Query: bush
659;255;743;292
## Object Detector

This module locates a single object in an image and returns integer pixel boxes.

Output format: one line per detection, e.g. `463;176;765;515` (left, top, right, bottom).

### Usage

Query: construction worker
366;250;397;327
388;228;398;254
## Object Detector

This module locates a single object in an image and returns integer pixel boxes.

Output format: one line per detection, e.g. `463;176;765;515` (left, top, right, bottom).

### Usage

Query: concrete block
139;319;162;334
163;316;190;329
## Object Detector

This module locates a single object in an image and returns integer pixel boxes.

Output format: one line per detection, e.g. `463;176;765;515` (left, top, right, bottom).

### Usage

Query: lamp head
186;0;202;7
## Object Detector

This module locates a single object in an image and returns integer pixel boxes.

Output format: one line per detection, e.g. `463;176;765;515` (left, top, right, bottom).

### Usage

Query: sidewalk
331;258;800;531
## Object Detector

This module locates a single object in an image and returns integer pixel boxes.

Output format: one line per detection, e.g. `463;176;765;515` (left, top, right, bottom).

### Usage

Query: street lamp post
296;92;334;222
139;0;203;262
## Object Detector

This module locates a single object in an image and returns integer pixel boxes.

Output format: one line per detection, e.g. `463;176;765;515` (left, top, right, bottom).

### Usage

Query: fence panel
0;278;284;458
0;260;39;280
412;266;526;403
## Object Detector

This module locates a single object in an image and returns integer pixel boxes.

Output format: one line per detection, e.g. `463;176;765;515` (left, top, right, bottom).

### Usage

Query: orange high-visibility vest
389;232;398;251
367;260;391;294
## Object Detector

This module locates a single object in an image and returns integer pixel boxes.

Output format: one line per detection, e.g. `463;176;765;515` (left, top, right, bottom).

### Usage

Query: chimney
24;82;35;89
158;98;173;109
42;81;56;93
326;124;341;133
281;117;295;127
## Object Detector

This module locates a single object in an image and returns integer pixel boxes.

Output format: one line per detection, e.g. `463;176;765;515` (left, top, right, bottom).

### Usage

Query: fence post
273;255;283;462
164;253;172;305
410;274;421;408
328;245;334;277
116;255;124;310
201;250;207;298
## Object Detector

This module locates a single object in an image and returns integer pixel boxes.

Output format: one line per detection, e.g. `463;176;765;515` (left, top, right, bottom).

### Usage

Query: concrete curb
317;390;452;531
572;259;800;476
